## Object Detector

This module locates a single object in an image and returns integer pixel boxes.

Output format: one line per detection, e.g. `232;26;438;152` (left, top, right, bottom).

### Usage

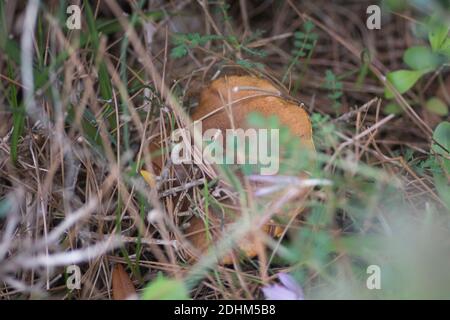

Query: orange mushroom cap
184;75;315;264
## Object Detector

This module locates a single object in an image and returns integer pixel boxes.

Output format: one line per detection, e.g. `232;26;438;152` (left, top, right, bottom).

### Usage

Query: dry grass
0;0;449;299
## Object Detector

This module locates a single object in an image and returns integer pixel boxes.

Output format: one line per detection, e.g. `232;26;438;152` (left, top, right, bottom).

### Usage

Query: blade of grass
7;62;25;164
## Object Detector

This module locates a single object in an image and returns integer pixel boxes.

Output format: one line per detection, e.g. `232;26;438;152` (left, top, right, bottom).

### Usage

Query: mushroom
145;75;315;264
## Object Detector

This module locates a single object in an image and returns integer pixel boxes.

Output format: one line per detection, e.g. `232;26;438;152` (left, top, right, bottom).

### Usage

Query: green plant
142;274;189;300
283;20;318;83
228;29;268;58
324;70;344;111
414;121;450;209
432;122;450;209
236;58;265;70
170;30;268;71
310;113;338;149
384;14;450;115
425;97;448;116
170;33;222;58
245;112;312;175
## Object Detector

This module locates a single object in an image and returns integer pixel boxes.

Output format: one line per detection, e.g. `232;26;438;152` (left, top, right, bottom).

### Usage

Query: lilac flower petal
262;284;299;300
278;273;304;299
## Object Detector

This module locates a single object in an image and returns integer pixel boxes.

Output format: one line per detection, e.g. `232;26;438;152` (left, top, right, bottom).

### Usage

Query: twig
334;97;379;123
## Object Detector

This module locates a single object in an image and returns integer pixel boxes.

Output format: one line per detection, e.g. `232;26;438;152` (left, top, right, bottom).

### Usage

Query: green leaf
170;45;188;58
428;16;449;52
432;121;450;174
294;31;306;39
6;62;24;164
142;275;189;300
384;102;403;115
241;46;267;58
83;0;99;47
434;174;450;209
403;46;439;70
292;49;306;57
428;122;449;208
236;59;264;70
426;97;448;116
384;69;428;99
303;20;315;33
0;0;21;64
432;121;450;157
438;38;450;57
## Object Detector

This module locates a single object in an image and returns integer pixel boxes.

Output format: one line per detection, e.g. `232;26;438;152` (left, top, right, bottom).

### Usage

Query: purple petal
262;284;299;300
278;273;304;299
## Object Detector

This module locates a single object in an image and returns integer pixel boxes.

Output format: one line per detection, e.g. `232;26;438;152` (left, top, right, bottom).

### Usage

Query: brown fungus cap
183;75;315;264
